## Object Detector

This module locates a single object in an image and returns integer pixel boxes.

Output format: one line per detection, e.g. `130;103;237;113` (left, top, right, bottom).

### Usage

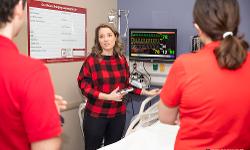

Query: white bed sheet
98;121;179;150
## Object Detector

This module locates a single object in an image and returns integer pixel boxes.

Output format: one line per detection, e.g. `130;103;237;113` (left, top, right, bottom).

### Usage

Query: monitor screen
129;28;177;62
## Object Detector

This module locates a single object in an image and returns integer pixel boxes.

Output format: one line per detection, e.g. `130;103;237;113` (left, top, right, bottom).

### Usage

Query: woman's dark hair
92;23;124;57
193;0;249;70
0;0;26;27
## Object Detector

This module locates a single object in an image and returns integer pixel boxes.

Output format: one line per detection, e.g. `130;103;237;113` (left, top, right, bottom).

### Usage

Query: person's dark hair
193;0;249;70
92;23;124;57
0;0;26;27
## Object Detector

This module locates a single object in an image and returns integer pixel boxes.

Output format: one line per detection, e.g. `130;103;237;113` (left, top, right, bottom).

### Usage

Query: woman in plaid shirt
78;23;160;150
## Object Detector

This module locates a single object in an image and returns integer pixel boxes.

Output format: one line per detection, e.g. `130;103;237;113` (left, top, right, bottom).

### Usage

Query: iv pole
108;9;129;37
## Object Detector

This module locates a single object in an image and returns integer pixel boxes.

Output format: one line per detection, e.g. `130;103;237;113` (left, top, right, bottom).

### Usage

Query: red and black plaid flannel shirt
77;53;142;118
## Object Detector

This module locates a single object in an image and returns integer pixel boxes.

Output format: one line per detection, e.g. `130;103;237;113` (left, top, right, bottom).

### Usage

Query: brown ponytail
193;0;249;70
214;35;249;69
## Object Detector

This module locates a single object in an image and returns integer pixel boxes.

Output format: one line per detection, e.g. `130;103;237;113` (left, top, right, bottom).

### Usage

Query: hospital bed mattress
98;121;179;150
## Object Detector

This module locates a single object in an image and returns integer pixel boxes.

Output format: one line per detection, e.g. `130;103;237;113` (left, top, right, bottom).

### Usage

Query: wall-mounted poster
27;1;87;63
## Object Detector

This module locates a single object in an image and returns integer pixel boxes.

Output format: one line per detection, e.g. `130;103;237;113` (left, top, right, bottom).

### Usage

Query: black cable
130;61;151;89
130;61;137;80
142;62;151;88
133;62;137;70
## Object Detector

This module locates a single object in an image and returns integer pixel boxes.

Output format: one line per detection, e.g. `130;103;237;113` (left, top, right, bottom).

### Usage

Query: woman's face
98;27;116;53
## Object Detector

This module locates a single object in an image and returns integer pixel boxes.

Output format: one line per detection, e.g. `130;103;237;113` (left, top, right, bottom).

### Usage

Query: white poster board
27;1;87;62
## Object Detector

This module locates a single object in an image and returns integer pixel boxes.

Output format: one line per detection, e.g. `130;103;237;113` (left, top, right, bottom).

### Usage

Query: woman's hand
174;113;180;125
108;87;125;102
98;87;128;101
142;88;161;96
55;95;68;113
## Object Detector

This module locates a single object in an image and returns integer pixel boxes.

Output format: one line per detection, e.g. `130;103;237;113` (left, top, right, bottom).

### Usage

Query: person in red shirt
159;0;250;149
77;23;160;150
0;0;66;149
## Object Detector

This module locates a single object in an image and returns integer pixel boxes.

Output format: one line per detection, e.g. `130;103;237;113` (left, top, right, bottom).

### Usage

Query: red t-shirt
160;41;250;149
0;36;62;150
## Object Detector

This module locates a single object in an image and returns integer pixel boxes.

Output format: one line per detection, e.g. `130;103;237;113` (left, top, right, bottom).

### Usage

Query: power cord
142;62;151;89
130;61;151;89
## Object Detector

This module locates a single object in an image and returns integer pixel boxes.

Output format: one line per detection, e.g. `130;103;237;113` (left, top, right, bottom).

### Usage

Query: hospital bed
98;95;179;150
